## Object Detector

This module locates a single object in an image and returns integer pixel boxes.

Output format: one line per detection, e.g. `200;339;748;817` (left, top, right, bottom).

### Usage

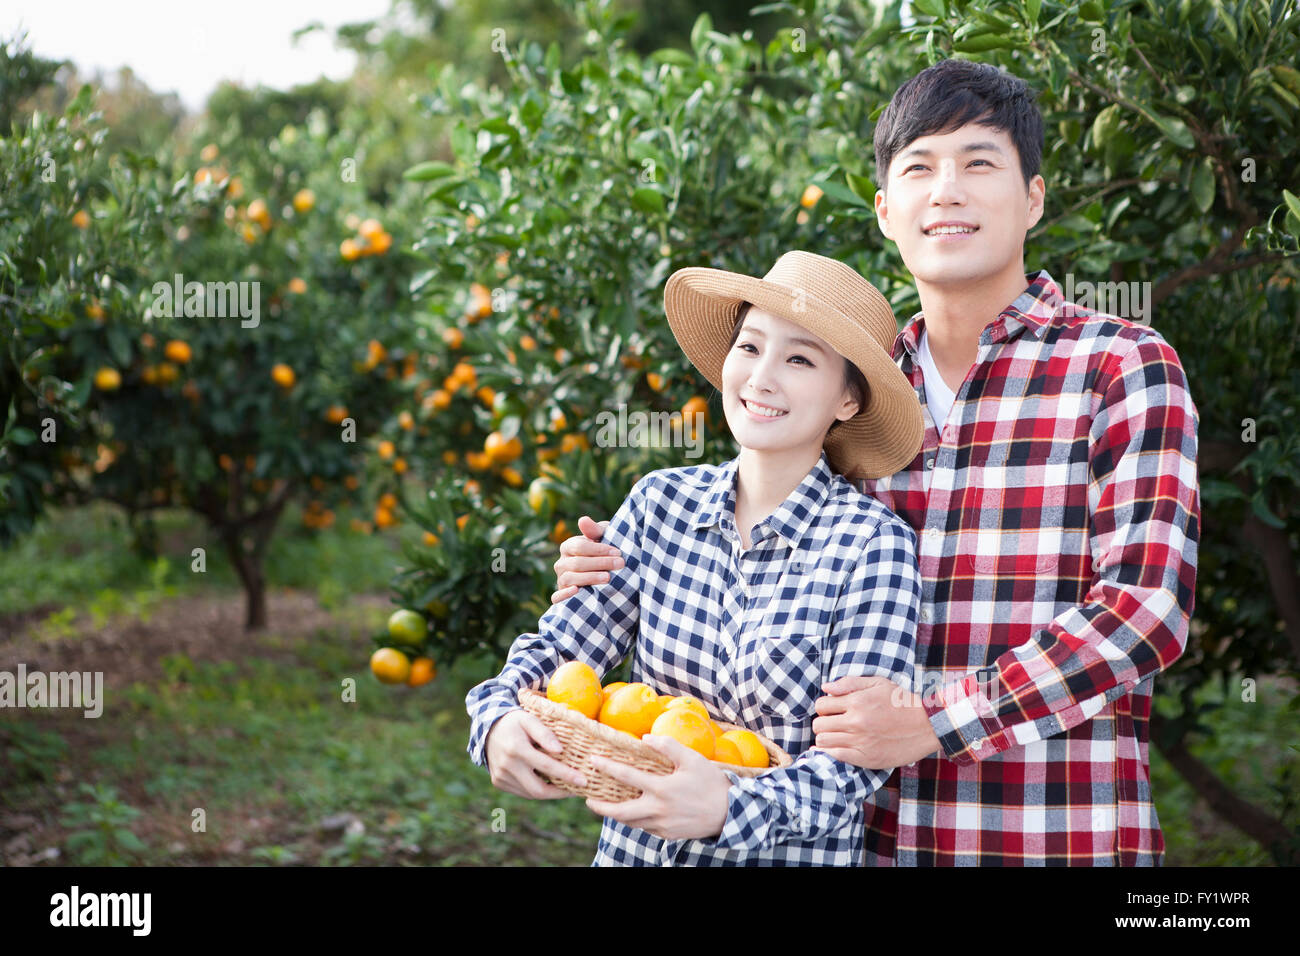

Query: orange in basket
650;708;715;759
517;687;793;802
545;661;603;720
598;683;663;737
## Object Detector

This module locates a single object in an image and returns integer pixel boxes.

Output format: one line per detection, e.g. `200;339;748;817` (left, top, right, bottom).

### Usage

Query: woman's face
721;306;860;459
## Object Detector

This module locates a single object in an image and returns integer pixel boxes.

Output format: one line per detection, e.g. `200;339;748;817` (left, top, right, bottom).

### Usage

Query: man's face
874;123;1044;287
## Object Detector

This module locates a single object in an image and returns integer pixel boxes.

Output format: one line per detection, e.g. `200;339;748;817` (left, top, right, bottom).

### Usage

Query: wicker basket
517;687;793;802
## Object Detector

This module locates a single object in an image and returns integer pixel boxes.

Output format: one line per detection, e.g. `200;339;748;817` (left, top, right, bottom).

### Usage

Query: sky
3;0;397;112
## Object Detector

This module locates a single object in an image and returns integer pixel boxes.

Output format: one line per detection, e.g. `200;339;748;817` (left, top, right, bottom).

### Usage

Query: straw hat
663;250;923;480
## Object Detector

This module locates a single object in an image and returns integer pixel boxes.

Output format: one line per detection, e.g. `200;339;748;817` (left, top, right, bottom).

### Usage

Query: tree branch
1028;177;1147;238
1151;222;1252;305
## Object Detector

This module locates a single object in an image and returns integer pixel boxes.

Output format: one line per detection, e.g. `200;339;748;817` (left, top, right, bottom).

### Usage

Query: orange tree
2;78;430;630
1;84;177;544
379;0;849;669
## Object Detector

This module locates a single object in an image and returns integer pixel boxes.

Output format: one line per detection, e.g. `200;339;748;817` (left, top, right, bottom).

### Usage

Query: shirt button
925;457;935;470
923;527;942;540
920;607;933;624
971;738;984;750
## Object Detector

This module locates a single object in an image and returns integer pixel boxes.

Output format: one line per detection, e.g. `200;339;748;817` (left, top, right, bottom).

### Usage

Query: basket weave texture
517;687;793;803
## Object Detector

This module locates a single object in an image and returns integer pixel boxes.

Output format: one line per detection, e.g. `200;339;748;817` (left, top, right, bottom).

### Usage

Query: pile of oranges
369;609;437;688
544;661;768;768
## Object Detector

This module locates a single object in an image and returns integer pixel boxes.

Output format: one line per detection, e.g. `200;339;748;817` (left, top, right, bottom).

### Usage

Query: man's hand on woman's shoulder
550;515;623;603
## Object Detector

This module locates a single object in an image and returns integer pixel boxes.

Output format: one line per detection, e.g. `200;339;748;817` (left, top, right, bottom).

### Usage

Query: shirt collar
895;269;1061;361
691;449;835;551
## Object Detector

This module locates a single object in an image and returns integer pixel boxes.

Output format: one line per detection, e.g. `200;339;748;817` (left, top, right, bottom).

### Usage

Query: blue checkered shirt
466;449;920;865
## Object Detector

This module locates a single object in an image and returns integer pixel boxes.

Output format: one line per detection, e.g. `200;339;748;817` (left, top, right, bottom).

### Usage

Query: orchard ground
0;502;1290;866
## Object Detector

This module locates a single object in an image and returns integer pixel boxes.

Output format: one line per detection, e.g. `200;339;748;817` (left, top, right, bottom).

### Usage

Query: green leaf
844;173;876;205
1149;113;1195;150
650;49;695;68
520;94;544;133
1282;189;1300;221
1025;0;1042;26
1079;0;1104;21
480;232;523;250
953;33;1014;52
690;12;713;54
403;161;456;182
631;187;665;214
1105;195;1131;231
1272;65;1300;99
1190;158;1216;213
1089;104;1122;153
1250;494;1286;529
911;0;945;16
7;427;36;446
1269;81;1300;112
450;121;474;165
1200;478;1246;504
812;178;869;207
116;831;147;853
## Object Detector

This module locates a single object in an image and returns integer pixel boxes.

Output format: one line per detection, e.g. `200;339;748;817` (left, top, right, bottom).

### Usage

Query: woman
465;251;924;865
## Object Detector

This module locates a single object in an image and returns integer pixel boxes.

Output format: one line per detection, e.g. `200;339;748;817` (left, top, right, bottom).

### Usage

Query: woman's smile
740;397;789;420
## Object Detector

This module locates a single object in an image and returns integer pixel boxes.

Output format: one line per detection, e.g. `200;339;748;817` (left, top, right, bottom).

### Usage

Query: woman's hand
484;709;589;799
550;515;624;604
584;736;732;841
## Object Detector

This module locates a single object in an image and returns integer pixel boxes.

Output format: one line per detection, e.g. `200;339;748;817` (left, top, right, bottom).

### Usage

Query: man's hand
484;709;589;799
812;676;942;769
584;736;732;841
550;514;624;604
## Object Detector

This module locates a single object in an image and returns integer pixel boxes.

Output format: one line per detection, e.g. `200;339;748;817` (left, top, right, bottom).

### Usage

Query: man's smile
922;220;980;239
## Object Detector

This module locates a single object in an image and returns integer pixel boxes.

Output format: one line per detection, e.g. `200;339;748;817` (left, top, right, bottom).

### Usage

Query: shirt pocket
735;632;824;723
961;446;1075;575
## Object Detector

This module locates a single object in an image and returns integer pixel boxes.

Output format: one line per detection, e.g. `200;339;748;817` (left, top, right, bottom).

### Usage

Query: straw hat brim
664;267;923;479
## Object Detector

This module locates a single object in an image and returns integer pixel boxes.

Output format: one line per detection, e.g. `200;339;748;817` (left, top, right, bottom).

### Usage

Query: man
551;59;1200;865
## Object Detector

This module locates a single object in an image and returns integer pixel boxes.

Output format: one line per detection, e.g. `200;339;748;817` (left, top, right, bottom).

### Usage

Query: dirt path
0;588;393;688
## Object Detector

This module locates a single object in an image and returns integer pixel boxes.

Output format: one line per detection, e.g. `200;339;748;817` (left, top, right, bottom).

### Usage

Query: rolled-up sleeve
465;476;647;768
926;332;1200;763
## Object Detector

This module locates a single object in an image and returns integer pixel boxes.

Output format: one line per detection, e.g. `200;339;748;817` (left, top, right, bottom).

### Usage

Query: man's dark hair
726;302;869;436
873;59;1043;191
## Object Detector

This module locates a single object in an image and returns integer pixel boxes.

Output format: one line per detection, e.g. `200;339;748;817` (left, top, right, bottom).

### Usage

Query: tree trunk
1150;711;1297;865
127;508;160;561
220;528;266;630
216;494;288;632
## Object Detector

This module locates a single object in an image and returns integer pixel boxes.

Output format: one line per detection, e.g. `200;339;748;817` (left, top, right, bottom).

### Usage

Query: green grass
0;500;408;619
2;620;603;865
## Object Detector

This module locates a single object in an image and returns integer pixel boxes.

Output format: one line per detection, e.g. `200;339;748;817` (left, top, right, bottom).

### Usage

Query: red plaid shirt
858;270;1200;865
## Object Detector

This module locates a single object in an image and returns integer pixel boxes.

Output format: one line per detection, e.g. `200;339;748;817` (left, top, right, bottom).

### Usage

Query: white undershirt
916;328;957;430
